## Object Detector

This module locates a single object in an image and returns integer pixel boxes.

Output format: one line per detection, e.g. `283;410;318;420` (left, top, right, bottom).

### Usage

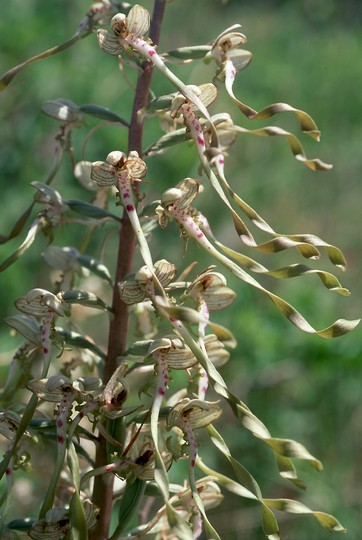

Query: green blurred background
0;1;361;538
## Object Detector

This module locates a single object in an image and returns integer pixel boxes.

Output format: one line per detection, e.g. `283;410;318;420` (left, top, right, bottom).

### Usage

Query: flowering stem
39;393;74;519
0;310;55;482
90;2;167;538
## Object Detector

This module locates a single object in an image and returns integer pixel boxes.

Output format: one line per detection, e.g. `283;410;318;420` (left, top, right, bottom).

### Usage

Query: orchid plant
0;2;359;539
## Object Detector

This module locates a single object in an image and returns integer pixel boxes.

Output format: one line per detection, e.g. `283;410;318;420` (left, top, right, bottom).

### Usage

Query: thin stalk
90;2;167;538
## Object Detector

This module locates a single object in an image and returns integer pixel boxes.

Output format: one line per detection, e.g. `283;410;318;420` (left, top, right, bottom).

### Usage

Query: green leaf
77;254;113;285
62;290;111;311
5;315;41;345
207;425;262;498
0;220;42;273
79;103;129;127
55;327;106;359
144;128;187;157
67;442;88;540
261;505;280;538
0;35;80;92
165;503;194;540
109;479;145;539
166;45;211;60
42;99;83;123
0;202;34;244
146;94;175;112
65;199;121;221
6;518;35;532
156;298;208;325
125;339;154;357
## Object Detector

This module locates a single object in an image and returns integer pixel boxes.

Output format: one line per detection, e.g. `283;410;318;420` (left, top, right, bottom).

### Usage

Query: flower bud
106;150;126;167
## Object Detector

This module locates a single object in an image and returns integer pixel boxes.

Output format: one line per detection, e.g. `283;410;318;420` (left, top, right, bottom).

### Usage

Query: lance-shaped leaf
65;199;121;221
5;315;41;345
41;99;83;124
0;1;116;91
0;220;43;273
79;103;129;126
62;290;110;311
144;127;187;157
145;93;176;113
0;199;35;245
156;296;209;326
55;327;106;359
31;182;64;207
42;246;79;271
166;45;212;60
77;253;113;285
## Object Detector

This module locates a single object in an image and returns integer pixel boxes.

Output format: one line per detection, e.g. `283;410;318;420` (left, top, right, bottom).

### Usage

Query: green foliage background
0;1;361;538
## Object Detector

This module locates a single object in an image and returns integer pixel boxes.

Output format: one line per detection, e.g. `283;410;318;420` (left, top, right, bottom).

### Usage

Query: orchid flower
167;399;223;539
91;150;154;269
97;5;214;121
184;269;236;399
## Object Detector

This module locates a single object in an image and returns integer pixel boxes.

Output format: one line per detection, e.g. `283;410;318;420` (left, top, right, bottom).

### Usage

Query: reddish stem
90;2;167;538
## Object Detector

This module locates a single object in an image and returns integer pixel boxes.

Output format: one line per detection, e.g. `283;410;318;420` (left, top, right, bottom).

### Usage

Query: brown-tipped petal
126;5;150;38
119;278;146;305
91;161;117;187
154;259;177;287
97;29;124;55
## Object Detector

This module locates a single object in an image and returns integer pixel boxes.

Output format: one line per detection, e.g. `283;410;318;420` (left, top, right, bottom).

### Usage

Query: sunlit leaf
5;315;41;345
264;498;346;532
79;103;129;126
41;99;83;123
62;290;110;311
0;220;42;273
55;327;106;359
77;254;113;285
166;45;211;60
